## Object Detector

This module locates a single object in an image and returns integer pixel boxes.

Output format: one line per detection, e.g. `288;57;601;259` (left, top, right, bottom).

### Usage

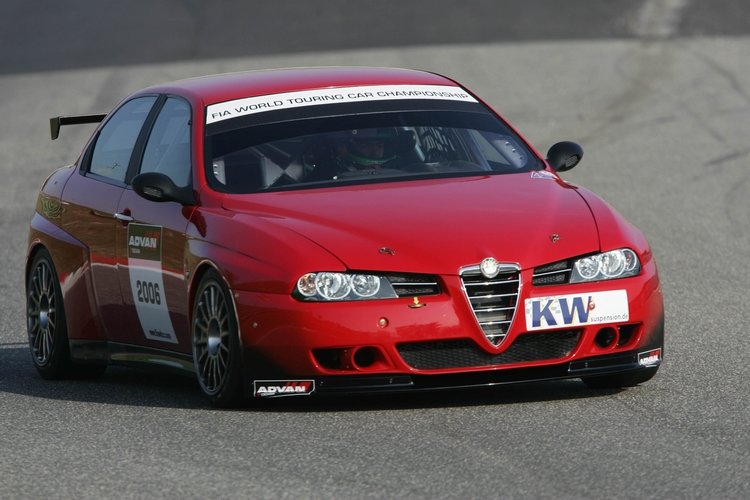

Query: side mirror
132;172;196;205
546;141;583;172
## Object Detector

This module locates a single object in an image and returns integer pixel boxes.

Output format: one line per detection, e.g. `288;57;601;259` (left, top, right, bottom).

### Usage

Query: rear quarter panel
27;166;105;342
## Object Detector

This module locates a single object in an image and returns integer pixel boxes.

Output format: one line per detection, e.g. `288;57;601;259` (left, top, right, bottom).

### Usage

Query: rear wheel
192;270;243;407
582;367;659;389
26;248;105;379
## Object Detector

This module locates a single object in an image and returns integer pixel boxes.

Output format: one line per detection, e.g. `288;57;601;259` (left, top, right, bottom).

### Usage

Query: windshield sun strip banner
206;85;478;124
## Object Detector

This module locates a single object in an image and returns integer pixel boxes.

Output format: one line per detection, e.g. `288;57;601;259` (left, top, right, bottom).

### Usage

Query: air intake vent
532;259;572;286
460;263;520;346
398;330;582;369
385;274;440;297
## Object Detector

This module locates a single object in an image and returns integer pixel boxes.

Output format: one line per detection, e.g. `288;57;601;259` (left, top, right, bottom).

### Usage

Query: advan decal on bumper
524;290;629;331
127;224;177;344
253;380;316;398
638;348;662;367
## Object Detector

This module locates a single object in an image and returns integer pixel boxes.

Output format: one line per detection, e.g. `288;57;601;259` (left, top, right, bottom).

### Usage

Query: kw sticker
524;290;629;331
206;84;478;124
253;380;316;398
127;224;177;344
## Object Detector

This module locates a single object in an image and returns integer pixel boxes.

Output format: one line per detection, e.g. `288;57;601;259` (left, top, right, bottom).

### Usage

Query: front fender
575;187;653;262
186;207;346;295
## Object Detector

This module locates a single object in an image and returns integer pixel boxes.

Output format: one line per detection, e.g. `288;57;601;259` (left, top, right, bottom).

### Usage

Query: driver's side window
139;97;192;187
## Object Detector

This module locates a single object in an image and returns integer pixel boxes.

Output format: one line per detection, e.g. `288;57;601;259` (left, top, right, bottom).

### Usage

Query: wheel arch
188;259;243;344
187;259;248;405
27;214;105;342
25;241;48;286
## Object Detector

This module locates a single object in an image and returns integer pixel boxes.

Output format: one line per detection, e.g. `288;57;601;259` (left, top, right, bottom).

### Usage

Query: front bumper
234;262;664;390
246;339;663;397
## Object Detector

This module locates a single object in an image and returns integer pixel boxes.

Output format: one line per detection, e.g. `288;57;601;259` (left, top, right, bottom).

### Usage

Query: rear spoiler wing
49;113;107;140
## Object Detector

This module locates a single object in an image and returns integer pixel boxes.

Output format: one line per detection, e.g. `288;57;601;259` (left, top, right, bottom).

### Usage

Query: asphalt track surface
1;1;749;498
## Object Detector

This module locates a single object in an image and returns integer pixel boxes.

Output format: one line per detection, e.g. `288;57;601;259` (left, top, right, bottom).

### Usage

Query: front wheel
191;269;243;407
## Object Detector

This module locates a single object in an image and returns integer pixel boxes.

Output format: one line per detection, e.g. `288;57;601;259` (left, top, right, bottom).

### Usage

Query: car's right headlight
569;248;641;283
294;272;398;301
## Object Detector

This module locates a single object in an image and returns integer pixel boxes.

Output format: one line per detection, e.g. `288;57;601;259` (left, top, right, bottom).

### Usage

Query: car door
110;96;194;353
60;96;159;341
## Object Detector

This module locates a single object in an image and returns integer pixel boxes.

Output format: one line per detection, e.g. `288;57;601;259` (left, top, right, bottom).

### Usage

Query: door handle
114;212;134;223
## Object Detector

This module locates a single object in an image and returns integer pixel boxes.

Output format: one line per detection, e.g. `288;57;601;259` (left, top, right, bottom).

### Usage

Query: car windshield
205;109;542;193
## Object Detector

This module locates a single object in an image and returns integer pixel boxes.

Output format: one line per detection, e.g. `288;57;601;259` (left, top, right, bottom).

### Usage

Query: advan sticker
127;224;177;343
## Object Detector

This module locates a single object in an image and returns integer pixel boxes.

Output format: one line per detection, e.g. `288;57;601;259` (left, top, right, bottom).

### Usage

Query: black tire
581;366;659;389
26;248;106;379
191;269;244;407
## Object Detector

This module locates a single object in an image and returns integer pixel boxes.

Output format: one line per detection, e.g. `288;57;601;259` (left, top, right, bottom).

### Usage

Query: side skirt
69;340;195;375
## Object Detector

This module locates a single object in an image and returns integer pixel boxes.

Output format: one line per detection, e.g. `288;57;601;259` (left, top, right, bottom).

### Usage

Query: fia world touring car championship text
206;85;477;124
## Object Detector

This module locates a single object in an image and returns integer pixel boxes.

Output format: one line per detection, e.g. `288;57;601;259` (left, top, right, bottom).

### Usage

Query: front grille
532;259;572;286
398;330;582;370
460;265;520;345
386;273;440;297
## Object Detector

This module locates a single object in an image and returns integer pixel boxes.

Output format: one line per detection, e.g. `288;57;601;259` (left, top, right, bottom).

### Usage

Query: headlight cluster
294;272;398;301
570;248;641;283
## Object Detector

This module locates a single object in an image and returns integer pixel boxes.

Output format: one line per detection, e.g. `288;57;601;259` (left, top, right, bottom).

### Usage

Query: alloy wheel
193;281;232;395
27;258;57;366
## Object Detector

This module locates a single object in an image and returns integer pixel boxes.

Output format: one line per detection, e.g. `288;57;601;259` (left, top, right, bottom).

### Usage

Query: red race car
27;67;664;406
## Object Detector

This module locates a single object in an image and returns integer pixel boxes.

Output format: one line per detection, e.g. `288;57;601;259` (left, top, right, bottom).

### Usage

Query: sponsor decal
127;224;177;344
206;85;478;124
524;290;629;331
531;170;558;180
253;380;316;398
638;348;662;367
40;195;62;220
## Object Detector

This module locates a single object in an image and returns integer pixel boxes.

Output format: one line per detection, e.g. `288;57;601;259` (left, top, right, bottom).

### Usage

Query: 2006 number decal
136;280;161;305
128;223;177;344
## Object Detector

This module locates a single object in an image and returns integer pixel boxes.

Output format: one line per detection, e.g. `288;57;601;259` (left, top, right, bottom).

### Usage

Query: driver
339;128;397;170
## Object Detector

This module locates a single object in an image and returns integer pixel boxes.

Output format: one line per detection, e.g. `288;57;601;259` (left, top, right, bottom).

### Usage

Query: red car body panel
27;67;664;398
141;67;459;112
221;174;599;276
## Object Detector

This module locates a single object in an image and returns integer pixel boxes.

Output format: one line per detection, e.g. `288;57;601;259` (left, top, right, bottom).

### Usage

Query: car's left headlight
570;248;641;283
294;272;399;301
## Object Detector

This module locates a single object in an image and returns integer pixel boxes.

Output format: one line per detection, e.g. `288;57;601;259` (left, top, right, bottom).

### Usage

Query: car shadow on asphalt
0;345;623;412
258;382;623;413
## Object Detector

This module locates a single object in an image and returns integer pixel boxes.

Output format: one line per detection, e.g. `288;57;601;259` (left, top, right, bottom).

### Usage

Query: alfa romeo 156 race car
27;67;664;406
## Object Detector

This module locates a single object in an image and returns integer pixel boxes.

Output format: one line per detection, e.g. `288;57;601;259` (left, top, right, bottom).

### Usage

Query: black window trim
127;94;195;188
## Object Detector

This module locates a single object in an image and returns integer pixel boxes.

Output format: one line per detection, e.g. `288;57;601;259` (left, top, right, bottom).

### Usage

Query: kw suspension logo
253;380;316;398
524;290;629;331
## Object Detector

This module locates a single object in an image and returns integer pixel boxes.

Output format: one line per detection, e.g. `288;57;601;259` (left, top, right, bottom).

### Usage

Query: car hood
222;173;599;275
